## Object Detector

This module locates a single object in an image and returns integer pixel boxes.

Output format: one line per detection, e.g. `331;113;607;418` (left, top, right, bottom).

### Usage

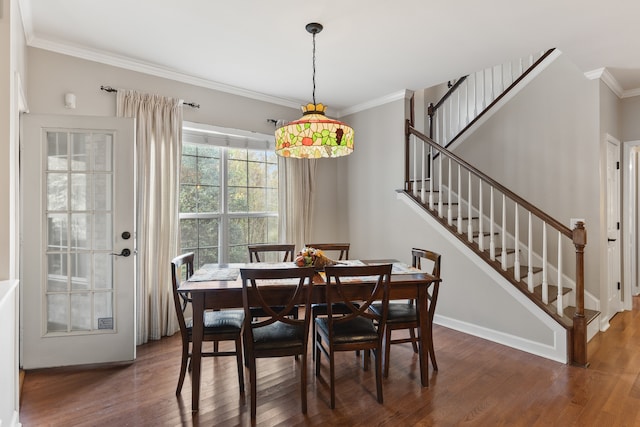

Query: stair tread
532;284;573;301
506;265;543;279
484;248;517;256
563;306;600;325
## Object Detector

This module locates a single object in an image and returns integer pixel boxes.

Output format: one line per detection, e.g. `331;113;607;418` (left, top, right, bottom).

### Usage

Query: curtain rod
100;85;200;109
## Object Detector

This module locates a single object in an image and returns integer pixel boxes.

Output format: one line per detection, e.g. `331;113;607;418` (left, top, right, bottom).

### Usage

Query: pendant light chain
312;31;317;106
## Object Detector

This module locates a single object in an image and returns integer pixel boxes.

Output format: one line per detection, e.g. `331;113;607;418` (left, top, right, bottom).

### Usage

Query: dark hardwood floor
20;297;640;426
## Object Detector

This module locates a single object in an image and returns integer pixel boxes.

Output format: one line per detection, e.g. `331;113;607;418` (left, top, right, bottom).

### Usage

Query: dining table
179;259;441;412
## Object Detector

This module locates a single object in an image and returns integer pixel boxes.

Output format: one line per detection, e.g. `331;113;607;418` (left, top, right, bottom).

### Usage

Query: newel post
571;221;588;367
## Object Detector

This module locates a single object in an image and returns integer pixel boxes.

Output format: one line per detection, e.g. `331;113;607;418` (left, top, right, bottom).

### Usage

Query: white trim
398;192;569;363
622;88;640;99
27;37;303;110
337;90;414;117
584;67;640;99
434;314;566;363
622;140;640;308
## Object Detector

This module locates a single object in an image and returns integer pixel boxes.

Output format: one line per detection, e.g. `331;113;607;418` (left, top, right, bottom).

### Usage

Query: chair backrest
240;266;316;338
411;248;441;278
304;243;350;260
323;264;392;329
171;252;195;335
248;243;295;263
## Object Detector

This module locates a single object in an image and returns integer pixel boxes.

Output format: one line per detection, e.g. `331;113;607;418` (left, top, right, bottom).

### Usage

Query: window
179;125;279;267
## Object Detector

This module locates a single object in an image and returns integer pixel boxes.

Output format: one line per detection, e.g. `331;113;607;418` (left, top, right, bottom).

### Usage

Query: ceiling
20;0;640;113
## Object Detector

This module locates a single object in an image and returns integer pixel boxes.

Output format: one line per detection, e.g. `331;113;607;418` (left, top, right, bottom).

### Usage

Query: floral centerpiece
295;247;334;269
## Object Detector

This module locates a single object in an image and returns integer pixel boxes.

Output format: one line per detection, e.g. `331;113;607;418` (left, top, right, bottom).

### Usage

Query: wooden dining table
179;260;440;412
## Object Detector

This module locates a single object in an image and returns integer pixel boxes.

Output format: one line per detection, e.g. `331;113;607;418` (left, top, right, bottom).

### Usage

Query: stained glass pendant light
275;23;354;158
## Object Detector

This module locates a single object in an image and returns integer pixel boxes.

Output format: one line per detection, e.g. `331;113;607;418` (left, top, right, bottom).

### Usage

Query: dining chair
170;253;245;396
304;243;353;360
240;266;315;419
315;263;392;409
369;248;442;377
248;243;295;263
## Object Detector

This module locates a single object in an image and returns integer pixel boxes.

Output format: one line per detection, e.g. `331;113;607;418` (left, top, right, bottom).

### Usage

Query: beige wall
622;95;640;142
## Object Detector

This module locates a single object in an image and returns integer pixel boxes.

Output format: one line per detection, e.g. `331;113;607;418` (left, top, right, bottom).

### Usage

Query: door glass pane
93;133;112;171
47;253;68;292
71;214;90;251
94;253;113;290
47;294;68;332
47;214;68;251
47;132;68;171
71;133;91;171
70;293;91;331
93;213;112;250
70;252;91;291
47;173;68;211
70;173;90;211
94;292;114;330
94;174;111;210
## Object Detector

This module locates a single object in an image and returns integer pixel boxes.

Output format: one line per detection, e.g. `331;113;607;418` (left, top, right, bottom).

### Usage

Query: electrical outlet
570;218;585;229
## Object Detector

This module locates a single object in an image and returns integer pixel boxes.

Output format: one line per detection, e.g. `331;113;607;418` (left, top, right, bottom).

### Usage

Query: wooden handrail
407;122;572;238
430;76;468;113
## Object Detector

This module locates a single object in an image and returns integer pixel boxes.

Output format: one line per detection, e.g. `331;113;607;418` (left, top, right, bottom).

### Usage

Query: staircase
403;51;600;366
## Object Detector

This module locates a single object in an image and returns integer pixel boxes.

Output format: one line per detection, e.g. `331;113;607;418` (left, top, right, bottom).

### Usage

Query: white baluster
481;69;487;109
463;78;469;127
456;89;461;136
478;182;484;251
413;134;418;197
542;221;548;304
457;165;462;233
513;203;520;280
442;104;447;145
490;66;495;103
467;172;473;242
497;64;504;94
489;186;495;260
438;151;443;217
501;194;507;270
420;138;426;203
527;212;533;292
518;58;524;77
473;72;478;117
447;158;452;225
449;96;453;143
429;145;434;209
557;231;563;316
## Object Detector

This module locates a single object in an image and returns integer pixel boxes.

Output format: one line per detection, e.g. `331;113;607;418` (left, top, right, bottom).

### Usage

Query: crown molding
338;90;414;118
585;67;624;98
27;36;305;110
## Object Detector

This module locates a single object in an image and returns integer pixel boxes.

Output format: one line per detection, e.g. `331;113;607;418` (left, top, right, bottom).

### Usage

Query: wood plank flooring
20;297;640;426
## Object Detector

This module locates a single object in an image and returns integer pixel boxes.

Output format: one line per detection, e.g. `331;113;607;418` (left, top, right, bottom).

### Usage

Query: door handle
608;238;616;242
111;248;131;257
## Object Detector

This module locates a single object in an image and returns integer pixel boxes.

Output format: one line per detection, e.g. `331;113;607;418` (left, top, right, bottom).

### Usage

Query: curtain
278;158;317;251
117;90;183;344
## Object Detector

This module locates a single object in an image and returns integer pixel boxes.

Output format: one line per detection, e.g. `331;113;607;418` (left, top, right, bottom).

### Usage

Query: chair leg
301;352;308;414
375;348;383;404
409;327;419;353
384;326;392;378
429;326;438;371
176;340;189;395
312;314;317;361
315;333;322;376
249;358;257;419
329;349;336;409
235;336;245;393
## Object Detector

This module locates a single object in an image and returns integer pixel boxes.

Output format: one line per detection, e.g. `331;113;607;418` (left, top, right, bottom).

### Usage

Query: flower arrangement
295;247;334;269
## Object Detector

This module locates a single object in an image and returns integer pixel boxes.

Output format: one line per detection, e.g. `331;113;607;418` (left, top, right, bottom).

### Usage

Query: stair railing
404;120;588;366
428;49;555;149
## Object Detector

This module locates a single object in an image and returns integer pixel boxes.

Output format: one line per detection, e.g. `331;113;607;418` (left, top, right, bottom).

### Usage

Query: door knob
121;231;131;240
112;248;131;257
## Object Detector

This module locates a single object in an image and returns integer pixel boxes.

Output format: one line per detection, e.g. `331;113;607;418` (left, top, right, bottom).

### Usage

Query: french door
21;114;136;369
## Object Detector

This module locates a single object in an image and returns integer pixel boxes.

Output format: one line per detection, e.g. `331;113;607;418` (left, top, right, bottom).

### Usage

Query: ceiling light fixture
275;23;354;158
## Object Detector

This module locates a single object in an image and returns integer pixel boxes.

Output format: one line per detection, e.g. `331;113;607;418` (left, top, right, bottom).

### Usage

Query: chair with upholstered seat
369;248;441;377
304;243;353;360
315;264;392;409
240;266;315;419
171;253;245;396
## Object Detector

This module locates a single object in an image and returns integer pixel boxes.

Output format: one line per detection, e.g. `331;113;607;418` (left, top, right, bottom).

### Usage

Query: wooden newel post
572;221;588;367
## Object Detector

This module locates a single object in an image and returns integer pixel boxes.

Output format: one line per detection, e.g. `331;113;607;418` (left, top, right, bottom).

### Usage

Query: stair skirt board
434;315;568;364
400;192;570;363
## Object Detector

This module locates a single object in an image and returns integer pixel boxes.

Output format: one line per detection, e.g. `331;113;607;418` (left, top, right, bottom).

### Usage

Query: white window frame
180;121;278;264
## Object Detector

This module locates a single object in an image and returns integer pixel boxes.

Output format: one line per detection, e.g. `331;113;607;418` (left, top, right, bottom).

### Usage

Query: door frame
623;139;640;308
